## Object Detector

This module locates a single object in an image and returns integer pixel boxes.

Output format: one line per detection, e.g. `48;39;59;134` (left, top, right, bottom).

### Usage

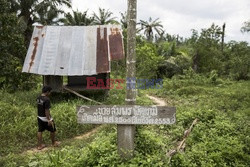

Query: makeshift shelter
22;25;124;92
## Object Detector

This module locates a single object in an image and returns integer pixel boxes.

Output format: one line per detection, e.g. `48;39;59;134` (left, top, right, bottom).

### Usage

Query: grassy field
0;75;249;166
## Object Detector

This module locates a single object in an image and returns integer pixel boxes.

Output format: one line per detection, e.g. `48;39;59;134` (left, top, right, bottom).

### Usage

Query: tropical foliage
10;0;71;42
241;20;250;33
0;2;250;166
60;10;94;26
138;17;164;41
92;8;118;25
1;77;249;166
0;0;37;90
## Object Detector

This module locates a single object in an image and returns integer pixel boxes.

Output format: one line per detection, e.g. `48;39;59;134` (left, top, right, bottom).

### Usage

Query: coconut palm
120;12;128;29
60;10;94;26
9;0;71;43
34;6;64;25
138;17;164;41
92;8;118;25
10;0;71;26
241;21;250;33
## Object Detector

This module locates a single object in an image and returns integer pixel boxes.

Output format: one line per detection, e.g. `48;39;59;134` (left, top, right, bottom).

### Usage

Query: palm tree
92;8;118;25
120;12;128;29
9;0;71;44
154;30;167;43
34;6;64;25
138;17;163;41
60;10;94;26
241;21;250;33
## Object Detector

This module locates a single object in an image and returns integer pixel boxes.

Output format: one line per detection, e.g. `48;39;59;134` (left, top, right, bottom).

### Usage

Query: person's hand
48;120;52;126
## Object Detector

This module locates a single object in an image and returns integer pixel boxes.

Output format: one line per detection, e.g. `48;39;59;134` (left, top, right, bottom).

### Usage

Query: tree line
0;0;249;91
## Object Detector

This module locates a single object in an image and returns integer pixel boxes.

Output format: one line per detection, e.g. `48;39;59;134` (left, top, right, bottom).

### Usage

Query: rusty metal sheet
96;27;110;73
22;25;124;76
22;26;46;73
109;26;124;60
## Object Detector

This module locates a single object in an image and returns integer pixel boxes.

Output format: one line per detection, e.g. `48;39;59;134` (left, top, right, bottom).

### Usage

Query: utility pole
117;0;137;159
221;23;226;53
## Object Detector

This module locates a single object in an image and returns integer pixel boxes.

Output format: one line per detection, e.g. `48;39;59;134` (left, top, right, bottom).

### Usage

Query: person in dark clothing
37;86;59;150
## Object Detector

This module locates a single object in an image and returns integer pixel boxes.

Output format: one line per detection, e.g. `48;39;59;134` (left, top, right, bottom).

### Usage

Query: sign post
117;0;138;159
77;105;176;125
77;105;176;158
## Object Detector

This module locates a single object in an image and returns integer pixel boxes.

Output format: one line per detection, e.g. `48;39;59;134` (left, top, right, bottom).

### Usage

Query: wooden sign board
77;105;176;125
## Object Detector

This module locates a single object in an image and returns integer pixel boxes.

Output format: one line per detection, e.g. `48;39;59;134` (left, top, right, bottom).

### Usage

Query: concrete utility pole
117;0;137;159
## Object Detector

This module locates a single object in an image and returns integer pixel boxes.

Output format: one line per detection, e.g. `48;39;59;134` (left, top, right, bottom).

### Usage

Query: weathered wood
177;118;198;151
63;86;103;105
43;75;63;92
77;105;176;124
118;0;137;159
166;118;198;160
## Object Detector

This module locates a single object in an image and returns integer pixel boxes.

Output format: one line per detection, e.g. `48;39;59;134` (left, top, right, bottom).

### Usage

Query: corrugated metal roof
22;25;124;76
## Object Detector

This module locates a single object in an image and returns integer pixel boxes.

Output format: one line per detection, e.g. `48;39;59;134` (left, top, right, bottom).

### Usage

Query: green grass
0;88;98;157
0;81;153;166
0;76;249;166
146;77;250;166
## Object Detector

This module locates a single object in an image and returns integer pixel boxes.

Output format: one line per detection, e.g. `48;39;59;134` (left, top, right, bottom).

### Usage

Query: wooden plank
63;86;103;105
77;105;176;125
43;75;63;92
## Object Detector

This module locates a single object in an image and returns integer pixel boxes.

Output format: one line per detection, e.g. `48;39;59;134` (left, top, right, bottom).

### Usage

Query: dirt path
146;94;168;106
22;95;166;155
23;125;103;155
74;125;103;140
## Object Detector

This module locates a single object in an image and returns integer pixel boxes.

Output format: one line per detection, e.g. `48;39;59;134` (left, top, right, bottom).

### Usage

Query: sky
68;0;250;43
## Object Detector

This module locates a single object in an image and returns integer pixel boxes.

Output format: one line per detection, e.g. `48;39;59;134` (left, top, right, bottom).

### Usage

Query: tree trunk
221;23;226;53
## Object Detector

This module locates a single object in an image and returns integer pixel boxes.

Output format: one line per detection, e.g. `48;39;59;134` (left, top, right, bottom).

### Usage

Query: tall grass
0;88;97;156
1;75;249;166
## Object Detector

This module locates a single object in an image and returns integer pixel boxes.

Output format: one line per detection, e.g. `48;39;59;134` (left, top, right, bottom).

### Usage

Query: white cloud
70;0;250;43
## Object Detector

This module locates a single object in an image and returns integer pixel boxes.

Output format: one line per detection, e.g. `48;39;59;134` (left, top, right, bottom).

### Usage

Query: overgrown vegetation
0;0;249;166
1;75;249;166
1;0;250;91
0;87;95;156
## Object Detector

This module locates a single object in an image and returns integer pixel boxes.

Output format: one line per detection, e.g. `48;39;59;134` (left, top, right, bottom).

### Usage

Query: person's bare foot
37;144;46;150
52;141;60;147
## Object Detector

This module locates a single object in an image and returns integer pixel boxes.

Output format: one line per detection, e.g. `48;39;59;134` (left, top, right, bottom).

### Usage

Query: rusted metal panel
22;26;46;73
22;25;124;76
96;27;110;73
109;27;124;60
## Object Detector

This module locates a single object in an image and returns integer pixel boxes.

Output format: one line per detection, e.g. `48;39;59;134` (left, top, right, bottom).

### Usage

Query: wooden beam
63;86;103;105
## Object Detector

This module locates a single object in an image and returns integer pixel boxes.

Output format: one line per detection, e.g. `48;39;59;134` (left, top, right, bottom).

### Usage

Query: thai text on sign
77;105;176;125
